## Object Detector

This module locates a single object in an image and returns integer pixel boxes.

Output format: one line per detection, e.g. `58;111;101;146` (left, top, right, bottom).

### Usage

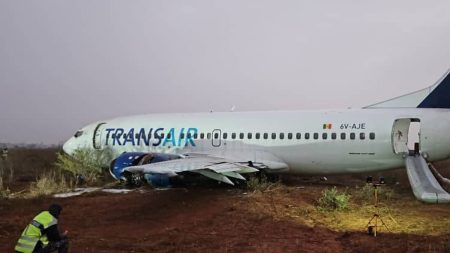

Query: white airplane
63;70;450;203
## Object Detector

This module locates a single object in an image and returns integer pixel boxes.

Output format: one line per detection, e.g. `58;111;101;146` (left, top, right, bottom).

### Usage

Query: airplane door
212;129;222;147
93;123;106;150
392;118;421;155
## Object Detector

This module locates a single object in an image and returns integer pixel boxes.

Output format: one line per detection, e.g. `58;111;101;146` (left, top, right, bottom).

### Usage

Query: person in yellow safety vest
1;147;8;160
15;204;69;253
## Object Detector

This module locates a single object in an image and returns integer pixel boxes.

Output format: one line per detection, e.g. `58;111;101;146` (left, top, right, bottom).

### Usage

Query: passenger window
350;133;355;140
331;133;337;140
187;133;192;139
223;133;228;139
240;133;244;139
322;133;327;140
135;133;139;139
194;133;198;139
207;133;211;139
296;133;301;139
305;133;310;139
180;133;185;139
360;133;365;140
369;132;376;140
313;133;319;140
288;133;293;139
340;133;346;140
272;133;276;139
160;133;165;139
214;133;219;139
280;133;284;140
200;133;205;139
264;133;268;139
256;133;261;139
248;133;252;139
232;133;236;139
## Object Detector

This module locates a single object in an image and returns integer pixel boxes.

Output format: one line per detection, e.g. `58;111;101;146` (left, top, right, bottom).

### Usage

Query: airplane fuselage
63;109;450;175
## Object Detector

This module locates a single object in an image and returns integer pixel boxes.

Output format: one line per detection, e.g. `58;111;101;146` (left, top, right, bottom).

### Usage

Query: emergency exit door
392;118;421;155
212;129;222;147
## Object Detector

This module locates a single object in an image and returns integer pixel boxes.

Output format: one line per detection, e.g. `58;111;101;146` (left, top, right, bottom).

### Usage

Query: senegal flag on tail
323;123;332;130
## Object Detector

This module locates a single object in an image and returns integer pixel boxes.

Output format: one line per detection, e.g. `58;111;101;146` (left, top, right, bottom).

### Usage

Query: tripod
366;184;390;237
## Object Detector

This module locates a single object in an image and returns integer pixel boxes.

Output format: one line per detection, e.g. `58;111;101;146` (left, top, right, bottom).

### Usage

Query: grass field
2;147;450;252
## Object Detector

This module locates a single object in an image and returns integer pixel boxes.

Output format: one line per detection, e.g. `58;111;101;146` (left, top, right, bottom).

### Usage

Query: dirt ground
1;148;450;253
1;184;450;253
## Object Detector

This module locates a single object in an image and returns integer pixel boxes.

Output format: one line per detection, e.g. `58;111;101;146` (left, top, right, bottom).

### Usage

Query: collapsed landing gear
123;171;145;187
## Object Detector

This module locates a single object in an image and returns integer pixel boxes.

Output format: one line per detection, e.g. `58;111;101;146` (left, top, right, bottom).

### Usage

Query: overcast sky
1;1;450;144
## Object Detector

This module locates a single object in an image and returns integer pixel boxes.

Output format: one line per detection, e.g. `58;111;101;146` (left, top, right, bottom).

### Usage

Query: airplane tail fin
365;69;450;109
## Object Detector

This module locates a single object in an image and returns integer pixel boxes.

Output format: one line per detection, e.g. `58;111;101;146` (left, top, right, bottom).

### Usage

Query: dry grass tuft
26;172;73;198
0;177;11;199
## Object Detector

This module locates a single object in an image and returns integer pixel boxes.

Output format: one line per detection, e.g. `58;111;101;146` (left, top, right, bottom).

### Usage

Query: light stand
366;177;390;237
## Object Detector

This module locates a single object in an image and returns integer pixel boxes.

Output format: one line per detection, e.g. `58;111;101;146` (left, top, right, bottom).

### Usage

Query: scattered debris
54;187;134;198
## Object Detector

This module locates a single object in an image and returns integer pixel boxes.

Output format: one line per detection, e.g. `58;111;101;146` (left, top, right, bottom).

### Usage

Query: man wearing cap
15;204;69;253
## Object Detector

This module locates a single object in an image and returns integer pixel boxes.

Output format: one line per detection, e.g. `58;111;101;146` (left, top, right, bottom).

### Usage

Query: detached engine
109;152;180;186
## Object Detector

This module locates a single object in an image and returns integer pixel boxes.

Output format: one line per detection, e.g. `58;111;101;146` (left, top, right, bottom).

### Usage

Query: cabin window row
204;132;376;140
124;132;376;141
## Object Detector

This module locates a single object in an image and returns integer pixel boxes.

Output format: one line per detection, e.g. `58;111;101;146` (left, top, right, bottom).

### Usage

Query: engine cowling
109;152;181;186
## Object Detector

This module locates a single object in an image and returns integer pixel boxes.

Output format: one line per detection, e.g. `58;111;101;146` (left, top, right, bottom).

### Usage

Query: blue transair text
104;128;198;147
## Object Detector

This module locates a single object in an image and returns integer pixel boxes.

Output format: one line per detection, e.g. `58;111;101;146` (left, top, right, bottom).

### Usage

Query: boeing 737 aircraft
63;70;450;203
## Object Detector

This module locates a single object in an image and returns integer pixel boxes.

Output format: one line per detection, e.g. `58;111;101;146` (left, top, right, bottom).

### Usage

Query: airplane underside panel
405;155;450;203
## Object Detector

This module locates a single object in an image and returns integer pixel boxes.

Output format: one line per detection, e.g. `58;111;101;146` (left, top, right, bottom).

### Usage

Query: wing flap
196;170;234;185
221;171;246;180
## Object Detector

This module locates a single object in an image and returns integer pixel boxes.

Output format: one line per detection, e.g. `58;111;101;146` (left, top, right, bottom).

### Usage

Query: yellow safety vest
14;211;58;253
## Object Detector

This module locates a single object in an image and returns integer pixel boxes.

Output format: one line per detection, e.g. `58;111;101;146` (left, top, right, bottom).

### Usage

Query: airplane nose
62;138;74;155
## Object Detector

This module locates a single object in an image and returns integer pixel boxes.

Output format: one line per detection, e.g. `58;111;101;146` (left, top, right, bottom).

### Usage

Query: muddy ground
1;148;450;252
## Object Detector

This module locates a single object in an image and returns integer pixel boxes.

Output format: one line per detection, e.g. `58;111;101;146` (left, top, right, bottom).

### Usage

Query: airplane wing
123;155;286;185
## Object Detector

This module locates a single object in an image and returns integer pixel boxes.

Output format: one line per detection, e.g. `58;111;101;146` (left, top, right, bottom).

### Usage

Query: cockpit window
74;130;84;138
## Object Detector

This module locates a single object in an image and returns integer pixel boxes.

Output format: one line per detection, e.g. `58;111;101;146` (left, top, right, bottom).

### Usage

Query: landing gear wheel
123;172;145;187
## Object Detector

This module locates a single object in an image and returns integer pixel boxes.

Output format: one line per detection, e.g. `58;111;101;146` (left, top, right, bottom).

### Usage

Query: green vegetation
352;183;397;204
246;174;282;192
317;187;351;211
55;147;114;185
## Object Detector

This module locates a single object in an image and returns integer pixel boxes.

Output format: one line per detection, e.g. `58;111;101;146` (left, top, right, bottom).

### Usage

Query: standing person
15;204;69;253
1;146;13;182
1;146;8;161
0;146;6;181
